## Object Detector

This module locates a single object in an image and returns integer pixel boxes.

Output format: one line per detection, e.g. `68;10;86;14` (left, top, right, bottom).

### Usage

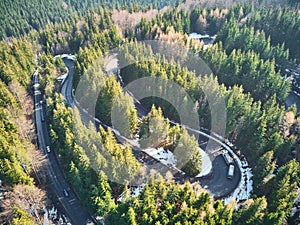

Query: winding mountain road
33;70;97;225
60;56;243;200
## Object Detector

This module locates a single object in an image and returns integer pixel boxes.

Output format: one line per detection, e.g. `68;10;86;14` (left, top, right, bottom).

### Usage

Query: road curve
60;56;248;200
61;58;74;108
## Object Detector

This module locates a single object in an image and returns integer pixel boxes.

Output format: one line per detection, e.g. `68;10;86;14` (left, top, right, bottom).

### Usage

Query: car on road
227;165;235;179
63;189;69;197
222;150;234;165
46;146;51;153
33;83;40;88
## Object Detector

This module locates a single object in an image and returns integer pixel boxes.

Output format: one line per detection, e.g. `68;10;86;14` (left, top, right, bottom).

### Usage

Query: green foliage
267;160;299;210
136;9;191;37
0;39;36;87
0;0;176;41
7;4;297;224
111;92;139;137
96;76;123;125
36;8;121;56
107;178;233;225
0;35;40;225
0;0;70;39
0;40;35;186
174;128;201;176
90;171;116;216
246;7;300;59
72;41;138;137
55;57;67;73
130;6;292;104
139;106;169;148
48;93;140;211
0;81;17;107
38;53;57;97
252;151;276;192
94;74;138;137
233;197;267;225
190;7;229;35
134;6;229;40
118;42;290;167
11;206;36;225
216;19;290;67
114;40;300;224
139;105;201;176
200;43;290;103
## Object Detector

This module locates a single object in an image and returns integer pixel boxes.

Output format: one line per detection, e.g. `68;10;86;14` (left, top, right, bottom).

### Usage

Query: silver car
63;189;69;197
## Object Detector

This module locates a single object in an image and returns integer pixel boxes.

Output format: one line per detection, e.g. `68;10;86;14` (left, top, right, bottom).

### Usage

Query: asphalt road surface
286;91;300;113
197;154;241;199
33;72;97;225
61;59;74;108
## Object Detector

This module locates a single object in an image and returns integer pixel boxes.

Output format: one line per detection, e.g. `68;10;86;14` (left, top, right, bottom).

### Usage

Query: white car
63;189;69;197
227;165;235;179
46;146;51;153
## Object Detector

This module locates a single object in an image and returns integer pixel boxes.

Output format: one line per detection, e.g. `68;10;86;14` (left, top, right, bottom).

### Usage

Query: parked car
222;151;234;165
227;165;235;179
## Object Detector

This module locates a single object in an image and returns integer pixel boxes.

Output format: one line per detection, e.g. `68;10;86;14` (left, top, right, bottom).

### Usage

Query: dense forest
0;0;300;225
0;0;178;40
0;39;48;223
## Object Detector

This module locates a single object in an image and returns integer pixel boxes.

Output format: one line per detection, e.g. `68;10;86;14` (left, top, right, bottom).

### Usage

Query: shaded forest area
0;0;177;40
0;0;300;224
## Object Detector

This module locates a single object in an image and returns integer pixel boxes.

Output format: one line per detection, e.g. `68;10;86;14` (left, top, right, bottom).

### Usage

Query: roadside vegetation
0;0;300;224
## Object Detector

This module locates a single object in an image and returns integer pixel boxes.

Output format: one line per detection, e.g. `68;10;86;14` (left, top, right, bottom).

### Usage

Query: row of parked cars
222;150;235;179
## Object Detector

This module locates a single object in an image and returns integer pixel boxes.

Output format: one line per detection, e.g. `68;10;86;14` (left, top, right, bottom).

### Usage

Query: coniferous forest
0;0;300;225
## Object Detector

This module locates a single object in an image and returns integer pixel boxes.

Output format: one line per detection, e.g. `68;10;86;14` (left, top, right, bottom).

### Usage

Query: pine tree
92;171;116;216
139;105;169;148
174;128;201;176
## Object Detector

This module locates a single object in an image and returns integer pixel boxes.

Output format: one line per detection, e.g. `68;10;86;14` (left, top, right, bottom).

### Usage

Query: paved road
62;58;240;199
61;59;74;108
33;72;96;225
197;154;241;198
33;72;47;153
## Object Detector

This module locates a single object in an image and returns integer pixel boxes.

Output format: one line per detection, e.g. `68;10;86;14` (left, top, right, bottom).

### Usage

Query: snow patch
54;54;76;61
196;148;212;177
143;147;177;167
57;67;69;84
223;167;253;205
43;205;72;225
117;183;146;202
189;33;211;39
143;147;212;177
131;184;146;197
189;33;215;50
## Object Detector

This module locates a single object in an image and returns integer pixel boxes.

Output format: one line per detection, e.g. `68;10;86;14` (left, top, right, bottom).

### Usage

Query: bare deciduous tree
1;184;46;224
112;9;159;37
8;81;35;142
